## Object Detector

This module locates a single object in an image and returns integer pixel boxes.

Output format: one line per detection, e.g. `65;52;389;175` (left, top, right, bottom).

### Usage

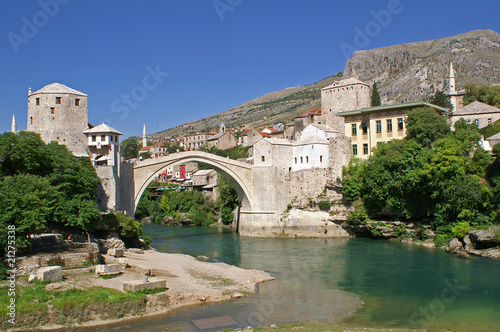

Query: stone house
450;101;500;129
189;169;219;201
237;128;262;147
206;131;237;150
337;101;449;158
293;109;322;139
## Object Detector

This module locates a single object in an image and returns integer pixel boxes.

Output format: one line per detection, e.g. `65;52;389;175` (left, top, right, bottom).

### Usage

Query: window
488;118;492;124
320;155;323;162
352;144;358;156
306;156;309;163
362;122;368;134
351;124;357;135
30;117;33;125
75;99;80;106
300;157;303;163
50;107;55;114
363;143;369;155
101;135;106;141
56;97;62;104
475;119;479;125
294;157;297;164
387;119;392;131
376;120;382;133
397;118;404;130
92;135;96;142
36;98;40;105
261;156;265;162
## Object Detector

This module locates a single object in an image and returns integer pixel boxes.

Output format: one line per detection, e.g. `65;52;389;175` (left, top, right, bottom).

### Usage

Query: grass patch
0;282;149;330
207;277;236;287
98;272;123;279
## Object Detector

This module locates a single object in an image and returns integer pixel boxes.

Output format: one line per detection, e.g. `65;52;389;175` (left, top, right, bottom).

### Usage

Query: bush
318;201;331;212
347;201;368;225
451;221;472;239
434;234;451;247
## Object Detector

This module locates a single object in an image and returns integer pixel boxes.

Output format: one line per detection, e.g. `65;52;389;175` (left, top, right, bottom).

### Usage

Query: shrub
434;234;451;247
451;221;472;239
347;201;368;225
318;201;331;212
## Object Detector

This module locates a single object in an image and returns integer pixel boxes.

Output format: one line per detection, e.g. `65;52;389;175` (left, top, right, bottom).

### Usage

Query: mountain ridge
153;29;500;139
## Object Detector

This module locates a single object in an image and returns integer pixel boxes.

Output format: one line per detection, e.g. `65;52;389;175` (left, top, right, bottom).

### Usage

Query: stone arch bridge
127;151;282;236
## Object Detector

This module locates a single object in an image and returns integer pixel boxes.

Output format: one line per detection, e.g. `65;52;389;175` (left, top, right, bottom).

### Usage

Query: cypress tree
371;82;381;106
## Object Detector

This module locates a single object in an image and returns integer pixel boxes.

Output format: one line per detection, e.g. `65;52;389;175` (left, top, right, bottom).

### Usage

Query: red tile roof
139;146;150;152
295;109;321;118
260;132;271;138
240;128;254;136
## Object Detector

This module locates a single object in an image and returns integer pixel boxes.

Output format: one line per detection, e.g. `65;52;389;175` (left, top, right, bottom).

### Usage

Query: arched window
488;118;492;125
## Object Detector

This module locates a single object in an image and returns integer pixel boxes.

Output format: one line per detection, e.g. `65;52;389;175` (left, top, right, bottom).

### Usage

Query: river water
86;225;500;331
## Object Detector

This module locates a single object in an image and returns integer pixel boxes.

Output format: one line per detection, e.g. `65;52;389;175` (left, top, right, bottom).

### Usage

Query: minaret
447;62;465;111
449;63;457;94
142;123;147;147
11;113;17;133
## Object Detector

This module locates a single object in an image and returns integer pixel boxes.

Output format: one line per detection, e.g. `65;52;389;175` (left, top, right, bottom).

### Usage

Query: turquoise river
79;225;500;331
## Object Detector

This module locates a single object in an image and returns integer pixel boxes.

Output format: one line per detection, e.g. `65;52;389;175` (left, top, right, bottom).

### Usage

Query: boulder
117;258;129;266
468;229;499;249
446;238;463;252
463;235;474;250
36;266;62;282
95;263;121;275
97;235;126;253
481;249;500;259
107;248;124;257
455;249;470;258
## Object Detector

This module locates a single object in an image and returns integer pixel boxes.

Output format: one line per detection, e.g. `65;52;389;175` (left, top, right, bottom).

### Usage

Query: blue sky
1;0;499;138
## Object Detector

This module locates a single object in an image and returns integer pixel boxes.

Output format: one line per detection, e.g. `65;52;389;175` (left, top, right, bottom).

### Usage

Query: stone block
95;264;121;275
107;248;124;257
36;266;62;282
123;279;167;292
117;258;128;266
133;265;152;275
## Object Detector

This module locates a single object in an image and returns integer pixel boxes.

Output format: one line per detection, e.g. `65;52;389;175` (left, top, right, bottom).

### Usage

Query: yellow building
337;102;449;158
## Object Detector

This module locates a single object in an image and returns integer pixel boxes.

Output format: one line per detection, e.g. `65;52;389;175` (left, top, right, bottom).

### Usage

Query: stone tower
448;63;465;111
11;113;17;133
142;123;147;147
27;83;88;156
220;122;226;133
320;77;371;134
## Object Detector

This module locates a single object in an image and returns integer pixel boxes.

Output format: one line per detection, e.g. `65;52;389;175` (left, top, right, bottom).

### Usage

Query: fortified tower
320;77;371;134
27;83;89;156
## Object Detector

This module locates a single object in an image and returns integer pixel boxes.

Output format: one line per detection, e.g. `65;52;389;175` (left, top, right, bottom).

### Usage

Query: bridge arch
132;151;254;217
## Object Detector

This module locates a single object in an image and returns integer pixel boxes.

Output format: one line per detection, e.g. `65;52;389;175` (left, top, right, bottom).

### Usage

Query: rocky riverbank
5;247;274;331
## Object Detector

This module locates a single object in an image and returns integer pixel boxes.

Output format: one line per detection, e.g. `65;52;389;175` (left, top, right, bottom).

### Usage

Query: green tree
217;175;240;224
167;144;184;154
430;90;453;109
464;84;500;107
0;174;57;250
371;82;381;106
120;136;140;159
405;107;450;148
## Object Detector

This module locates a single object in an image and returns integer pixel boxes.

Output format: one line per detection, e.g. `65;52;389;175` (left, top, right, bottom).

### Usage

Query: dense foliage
120;136;140;159
0;132;102;250
429;90;453;109
464;84;500;107
199;144;250;160
343;108;499;243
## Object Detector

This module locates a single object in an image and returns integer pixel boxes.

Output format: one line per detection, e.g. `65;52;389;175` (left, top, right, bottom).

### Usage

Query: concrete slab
107;248;124;257
95;263;121;275
123;279;167;292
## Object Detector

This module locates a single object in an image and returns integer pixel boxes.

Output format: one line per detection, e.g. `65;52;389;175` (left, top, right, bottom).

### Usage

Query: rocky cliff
344;29;500;104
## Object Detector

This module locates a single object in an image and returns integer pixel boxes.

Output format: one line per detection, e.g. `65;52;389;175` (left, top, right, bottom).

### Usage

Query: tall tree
371;82;381;106
430;90;453;109
121;136;140;159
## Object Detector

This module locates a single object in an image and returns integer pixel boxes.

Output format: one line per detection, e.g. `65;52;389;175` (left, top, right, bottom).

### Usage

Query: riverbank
4;248;274;331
